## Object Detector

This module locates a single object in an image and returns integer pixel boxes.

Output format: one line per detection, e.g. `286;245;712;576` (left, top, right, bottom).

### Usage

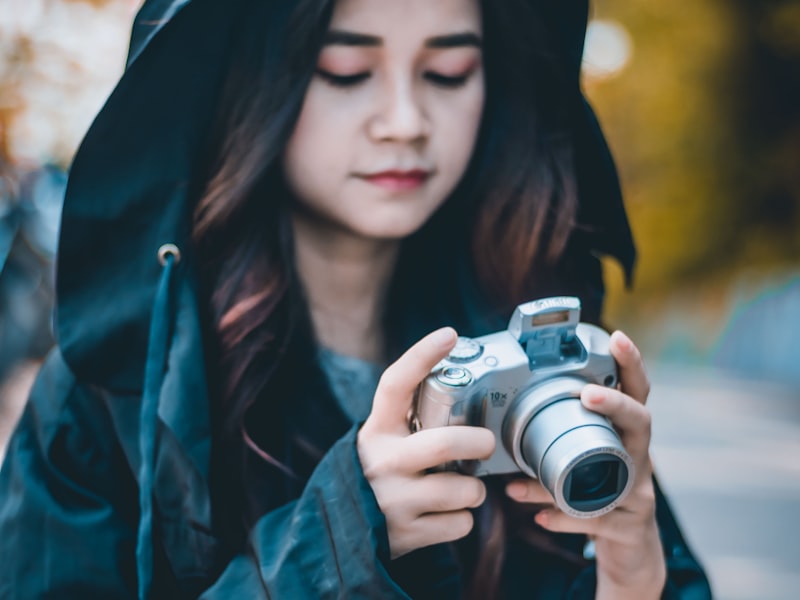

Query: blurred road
648;365;800;600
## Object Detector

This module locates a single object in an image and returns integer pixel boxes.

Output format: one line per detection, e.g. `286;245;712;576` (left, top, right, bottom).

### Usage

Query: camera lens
571;460;614;496
564;455;627;511
507;383;635;518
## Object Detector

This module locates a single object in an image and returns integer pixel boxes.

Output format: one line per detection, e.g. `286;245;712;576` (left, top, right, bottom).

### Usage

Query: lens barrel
504;379;634;518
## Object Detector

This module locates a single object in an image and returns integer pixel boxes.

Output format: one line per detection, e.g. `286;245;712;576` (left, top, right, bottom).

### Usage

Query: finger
535;506;652;546
366;327;457;434
534;508;604;539
399;510;475;556
409;472;487;514
582;385;651;459
609;330;650;404
401;426;495;473
505;478;554;505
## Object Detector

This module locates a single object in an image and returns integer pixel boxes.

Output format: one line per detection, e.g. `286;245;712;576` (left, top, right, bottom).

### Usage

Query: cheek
436;87;484;174
284;88;348;186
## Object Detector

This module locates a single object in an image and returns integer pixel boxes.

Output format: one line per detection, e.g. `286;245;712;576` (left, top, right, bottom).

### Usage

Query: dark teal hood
55;0;636;393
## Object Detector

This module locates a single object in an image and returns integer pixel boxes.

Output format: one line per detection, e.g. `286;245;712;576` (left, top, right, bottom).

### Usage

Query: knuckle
635;483;657;512
362;452;399;480
623;484;657;521
451;510;475;539
377;371;403;398
470;478;487;507
433;443;451;466
430;435;453;465
360;459;380;481
477;429;497;457
429;496;447;513
383;492;412;519
430;490;454;513
641;488;657;511
639;407;653;437
634;499;658;528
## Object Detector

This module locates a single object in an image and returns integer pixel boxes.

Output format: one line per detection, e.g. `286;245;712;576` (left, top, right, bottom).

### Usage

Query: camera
411;297;634;518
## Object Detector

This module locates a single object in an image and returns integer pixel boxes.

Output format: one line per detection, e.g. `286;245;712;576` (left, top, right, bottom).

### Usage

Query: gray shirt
317;347;384;424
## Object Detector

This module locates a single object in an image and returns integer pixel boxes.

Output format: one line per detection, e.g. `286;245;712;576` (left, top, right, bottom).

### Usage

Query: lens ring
504;380;635;518
502;377;587;479
564;454;629;513
543;438;634;519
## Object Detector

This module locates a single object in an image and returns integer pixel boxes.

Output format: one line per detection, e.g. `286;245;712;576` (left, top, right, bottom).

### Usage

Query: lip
360;169;431;192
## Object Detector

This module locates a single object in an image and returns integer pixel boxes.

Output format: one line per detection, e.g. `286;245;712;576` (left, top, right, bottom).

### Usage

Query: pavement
648;364;800;600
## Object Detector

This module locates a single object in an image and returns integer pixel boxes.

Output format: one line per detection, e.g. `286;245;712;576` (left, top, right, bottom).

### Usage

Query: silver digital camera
411;297;634;518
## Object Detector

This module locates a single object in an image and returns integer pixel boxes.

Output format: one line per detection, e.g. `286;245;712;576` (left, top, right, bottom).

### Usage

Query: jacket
0;0;712;597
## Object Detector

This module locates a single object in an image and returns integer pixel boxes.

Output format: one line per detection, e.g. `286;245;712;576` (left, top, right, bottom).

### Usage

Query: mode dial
447;337;483;363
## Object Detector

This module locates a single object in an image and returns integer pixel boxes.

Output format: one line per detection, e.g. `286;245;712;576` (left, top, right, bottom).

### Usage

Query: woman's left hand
505;330;666;600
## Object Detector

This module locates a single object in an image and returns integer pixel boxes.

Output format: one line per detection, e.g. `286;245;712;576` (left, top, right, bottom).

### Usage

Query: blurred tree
586;0;800;333
727;0;800;264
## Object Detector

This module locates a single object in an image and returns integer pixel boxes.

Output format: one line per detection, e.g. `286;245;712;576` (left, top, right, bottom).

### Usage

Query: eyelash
315;69;471;89
425;72;470;89
316;70;371;88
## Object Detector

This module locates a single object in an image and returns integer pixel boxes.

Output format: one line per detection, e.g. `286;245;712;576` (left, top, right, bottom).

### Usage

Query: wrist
595;555;666;600
594;519;667;600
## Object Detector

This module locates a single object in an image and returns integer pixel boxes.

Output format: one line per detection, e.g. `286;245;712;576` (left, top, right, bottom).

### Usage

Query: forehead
330;0;482;35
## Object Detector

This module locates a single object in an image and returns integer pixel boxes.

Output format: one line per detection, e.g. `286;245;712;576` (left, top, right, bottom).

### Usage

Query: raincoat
0;0;712;598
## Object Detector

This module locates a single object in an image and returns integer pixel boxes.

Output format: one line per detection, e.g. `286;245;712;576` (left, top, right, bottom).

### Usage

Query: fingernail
505;481;527;500
432;327;456;347
535;511;549;527
585;386;607;406
614;330;632;352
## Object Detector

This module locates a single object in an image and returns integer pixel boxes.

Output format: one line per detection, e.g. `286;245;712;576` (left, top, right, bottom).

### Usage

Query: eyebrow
323;30;482;49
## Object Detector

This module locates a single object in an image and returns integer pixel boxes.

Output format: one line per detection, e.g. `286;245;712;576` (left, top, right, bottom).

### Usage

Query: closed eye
425;72;471;89
316;69;371;88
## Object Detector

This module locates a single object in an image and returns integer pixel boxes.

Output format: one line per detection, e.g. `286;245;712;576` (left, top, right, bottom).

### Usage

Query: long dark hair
194;0;592;594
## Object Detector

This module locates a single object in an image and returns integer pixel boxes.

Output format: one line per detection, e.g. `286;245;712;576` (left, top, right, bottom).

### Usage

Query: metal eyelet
157;243;181;267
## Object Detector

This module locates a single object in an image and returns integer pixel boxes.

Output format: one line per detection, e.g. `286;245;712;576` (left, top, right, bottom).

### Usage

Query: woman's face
283;0;484;241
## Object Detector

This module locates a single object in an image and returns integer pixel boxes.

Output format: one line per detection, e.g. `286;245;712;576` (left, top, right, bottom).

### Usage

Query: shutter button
436;367;473;387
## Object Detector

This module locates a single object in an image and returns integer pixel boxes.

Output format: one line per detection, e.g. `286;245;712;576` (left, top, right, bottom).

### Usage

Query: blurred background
0;1;798;598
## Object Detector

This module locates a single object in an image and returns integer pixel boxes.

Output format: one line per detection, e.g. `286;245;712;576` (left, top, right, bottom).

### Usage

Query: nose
368;77;430;143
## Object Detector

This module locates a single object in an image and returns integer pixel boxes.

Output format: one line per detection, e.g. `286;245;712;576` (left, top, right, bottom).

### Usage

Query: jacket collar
127;0;193;69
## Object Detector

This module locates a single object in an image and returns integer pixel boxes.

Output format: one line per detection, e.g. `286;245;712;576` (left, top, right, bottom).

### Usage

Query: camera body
411;297;634;518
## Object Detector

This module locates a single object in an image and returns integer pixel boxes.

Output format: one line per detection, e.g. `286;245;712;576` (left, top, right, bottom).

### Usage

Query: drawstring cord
136;244;180;600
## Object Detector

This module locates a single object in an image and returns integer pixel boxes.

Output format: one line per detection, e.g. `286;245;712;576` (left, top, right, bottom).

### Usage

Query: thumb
365;327;457;435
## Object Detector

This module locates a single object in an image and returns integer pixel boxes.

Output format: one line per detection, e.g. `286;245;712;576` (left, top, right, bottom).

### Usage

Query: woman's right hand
357;327;496;559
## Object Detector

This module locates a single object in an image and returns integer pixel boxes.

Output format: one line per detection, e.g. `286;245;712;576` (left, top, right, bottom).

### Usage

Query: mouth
359;169;431;192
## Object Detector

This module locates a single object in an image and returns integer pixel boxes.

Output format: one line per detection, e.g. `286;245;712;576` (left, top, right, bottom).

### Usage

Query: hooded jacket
0;0;711;598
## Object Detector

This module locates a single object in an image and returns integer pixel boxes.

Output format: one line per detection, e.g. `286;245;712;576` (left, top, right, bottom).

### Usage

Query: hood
56;0;636;392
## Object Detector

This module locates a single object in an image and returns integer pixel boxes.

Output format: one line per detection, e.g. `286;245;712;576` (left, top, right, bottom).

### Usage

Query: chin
353;212;437;241
355;224;423;241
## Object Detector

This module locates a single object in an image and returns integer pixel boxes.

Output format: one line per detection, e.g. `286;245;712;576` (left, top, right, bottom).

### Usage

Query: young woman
0;0;711;598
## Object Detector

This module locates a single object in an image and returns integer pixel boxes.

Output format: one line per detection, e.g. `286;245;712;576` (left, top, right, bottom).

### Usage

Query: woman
0;0;711;598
